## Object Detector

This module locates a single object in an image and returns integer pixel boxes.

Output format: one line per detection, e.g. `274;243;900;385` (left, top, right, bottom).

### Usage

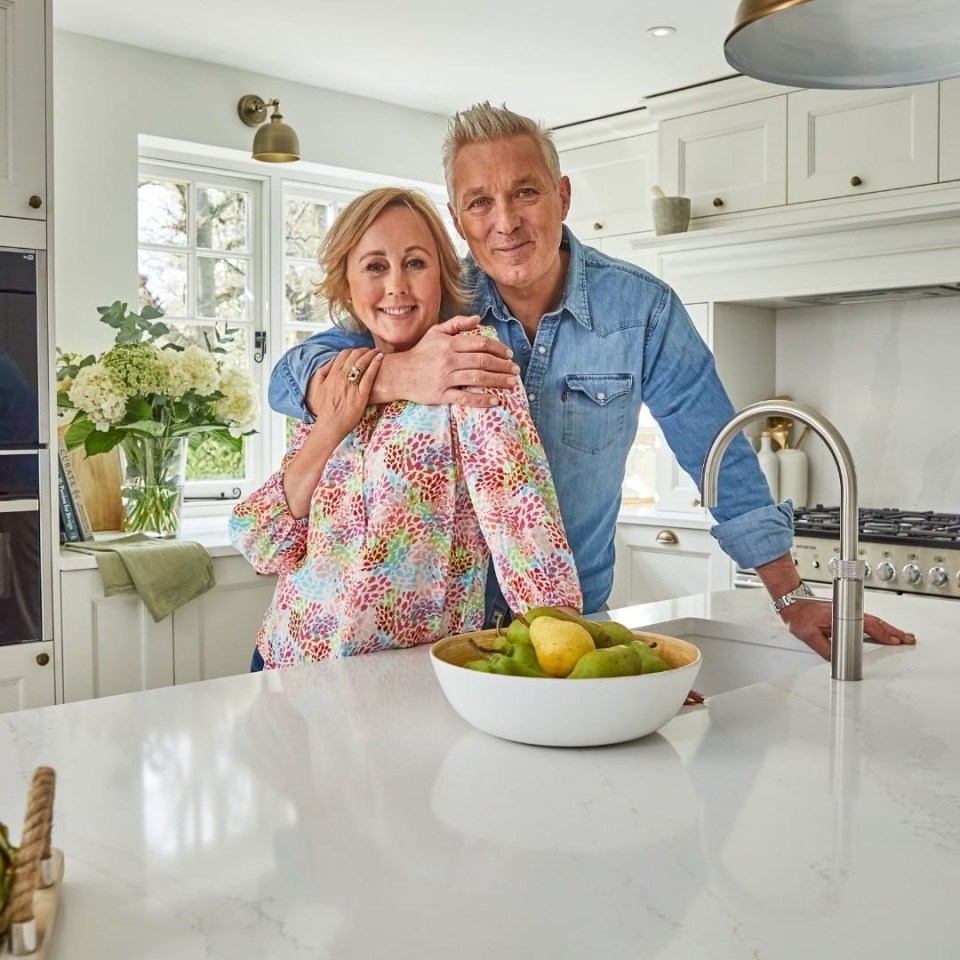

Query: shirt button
522;344;530;352
527;392;537;402
537;346;547;355
597;392;606;400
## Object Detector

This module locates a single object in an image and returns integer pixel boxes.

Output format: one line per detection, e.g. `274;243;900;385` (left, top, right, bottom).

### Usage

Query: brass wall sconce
237;94;300;162
725;0;960;90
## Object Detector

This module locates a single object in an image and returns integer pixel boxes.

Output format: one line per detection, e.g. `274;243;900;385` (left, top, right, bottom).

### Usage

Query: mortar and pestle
650;185;691;235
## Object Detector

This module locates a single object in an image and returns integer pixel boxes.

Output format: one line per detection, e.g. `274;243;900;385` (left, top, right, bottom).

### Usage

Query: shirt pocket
561;374;633;454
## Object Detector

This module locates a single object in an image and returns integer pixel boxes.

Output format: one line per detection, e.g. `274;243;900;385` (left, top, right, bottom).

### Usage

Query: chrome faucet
701;400;865;681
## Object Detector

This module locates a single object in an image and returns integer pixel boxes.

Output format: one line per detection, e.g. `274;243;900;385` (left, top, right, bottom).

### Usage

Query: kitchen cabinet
940;77;960;183
0;640;55;713
60;556;276;702
609;519;733;608
561;133;658;241
659;96;787;219
0;0;48;221
787;84;939;204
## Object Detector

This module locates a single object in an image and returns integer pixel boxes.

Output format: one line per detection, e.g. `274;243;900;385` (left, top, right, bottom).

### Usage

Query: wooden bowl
430;628;701;747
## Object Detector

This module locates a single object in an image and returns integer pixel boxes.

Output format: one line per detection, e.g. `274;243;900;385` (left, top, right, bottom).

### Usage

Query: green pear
567;644;645;679
629;640;670;674
505;619;531;646
528;616;595;677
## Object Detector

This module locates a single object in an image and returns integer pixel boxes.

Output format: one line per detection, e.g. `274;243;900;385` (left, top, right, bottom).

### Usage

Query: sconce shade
237;94;300;163
725;0;960;89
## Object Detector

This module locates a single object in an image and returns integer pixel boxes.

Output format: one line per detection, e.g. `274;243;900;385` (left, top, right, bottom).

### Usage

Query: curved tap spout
700;399;865;681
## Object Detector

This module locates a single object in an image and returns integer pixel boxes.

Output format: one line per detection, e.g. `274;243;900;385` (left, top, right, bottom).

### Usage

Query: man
269;102;915;661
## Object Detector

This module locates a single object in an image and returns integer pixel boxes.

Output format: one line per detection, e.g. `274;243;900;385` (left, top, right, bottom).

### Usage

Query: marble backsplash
775;296;960;513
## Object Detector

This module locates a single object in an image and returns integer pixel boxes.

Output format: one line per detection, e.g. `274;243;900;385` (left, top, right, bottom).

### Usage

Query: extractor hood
786;282;960;306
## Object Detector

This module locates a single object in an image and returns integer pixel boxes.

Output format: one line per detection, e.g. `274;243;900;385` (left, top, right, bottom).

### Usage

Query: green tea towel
65;534;216;622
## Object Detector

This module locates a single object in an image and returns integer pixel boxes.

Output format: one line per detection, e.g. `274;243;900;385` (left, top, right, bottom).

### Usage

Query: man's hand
779;599;917;661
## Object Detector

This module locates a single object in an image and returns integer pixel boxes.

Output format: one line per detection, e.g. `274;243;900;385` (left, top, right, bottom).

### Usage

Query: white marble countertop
1;588;957;959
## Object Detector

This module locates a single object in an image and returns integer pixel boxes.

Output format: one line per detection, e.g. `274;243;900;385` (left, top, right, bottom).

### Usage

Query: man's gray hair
441;101;562;201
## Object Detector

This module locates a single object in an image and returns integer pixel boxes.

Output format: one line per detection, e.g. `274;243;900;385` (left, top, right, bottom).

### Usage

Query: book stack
57;437;93;542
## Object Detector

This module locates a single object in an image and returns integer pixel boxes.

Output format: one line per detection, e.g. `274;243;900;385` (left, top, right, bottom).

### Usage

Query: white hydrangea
212;368;260;435
160;346;220;398
68;363;128;430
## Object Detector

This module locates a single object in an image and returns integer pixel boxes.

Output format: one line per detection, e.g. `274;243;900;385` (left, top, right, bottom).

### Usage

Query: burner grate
793;505;960;548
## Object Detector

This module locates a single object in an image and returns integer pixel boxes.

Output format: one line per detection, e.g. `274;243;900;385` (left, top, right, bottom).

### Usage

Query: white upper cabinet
0;0;47;220
941;77;960;183
561;133;658;240
659;97;787;219
787;85;939;203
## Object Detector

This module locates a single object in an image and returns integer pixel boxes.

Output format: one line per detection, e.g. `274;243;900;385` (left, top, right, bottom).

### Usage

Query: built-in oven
0;248;51;644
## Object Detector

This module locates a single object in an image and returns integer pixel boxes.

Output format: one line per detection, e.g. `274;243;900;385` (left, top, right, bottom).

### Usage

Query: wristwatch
771;581;816;615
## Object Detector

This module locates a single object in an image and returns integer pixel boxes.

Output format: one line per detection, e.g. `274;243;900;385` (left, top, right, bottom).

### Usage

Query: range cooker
791;506;960;600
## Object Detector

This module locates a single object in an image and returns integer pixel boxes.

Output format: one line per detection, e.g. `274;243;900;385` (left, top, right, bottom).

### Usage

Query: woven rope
7;767;56;925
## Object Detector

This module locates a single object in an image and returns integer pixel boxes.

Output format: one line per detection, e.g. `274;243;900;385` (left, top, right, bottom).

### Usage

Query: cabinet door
654;303;709;513
0;640;55;713
0;0;47;219
610;523;733;608
941;77;960;183
562;133;658;241
659;97;786;219
787;85;939;203
173;556;276;683
60;569;174;702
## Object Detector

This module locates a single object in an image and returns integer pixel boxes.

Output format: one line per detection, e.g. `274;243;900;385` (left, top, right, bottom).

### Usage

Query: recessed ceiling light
647;25;676;38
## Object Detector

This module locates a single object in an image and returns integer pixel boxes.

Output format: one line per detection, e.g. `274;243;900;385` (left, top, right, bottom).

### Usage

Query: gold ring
346;364;361;383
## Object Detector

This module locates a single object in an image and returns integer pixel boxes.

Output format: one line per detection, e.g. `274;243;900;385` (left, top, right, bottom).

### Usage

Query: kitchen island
1;588;957;959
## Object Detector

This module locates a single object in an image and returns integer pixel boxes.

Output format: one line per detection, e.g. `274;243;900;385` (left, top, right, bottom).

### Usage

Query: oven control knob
876;561;896;581
929;567;949;587
902;563;922;584
863;561;871;579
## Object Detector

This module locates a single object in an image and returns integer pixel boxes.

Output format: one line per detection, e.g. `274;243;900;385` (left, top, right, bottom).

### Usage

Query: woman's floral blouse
230;357;581;669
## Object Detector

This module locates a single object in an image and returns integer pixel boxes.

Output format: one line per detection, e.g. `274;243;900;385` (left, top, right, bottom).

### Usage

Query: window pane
159;323;249;369
284;199;329;259
197;256;248;321
139;250;188;317
197;186;248;252
284;326;331;351
187;434;244;482
138;179;188;246
285;261;327;325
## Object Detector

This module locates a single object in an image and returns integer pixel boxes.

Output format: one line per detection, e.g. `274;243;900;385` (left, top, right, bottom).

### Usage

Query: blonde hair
441;101;562;200
318;187;466;330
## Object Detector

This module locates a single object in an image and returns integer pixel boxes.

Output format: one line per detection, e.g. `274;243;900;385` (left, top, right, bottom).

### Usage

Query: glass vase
118;436;189;539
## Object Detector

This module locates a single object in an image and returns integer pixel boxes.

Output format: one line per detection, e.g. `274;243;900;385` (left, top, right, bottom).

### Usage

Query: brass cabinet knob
655;529;679;545
692;497;702;507
28;195;43;209
593;221;603;231
36;652;50;666
850;176;863;187
712;197;724;207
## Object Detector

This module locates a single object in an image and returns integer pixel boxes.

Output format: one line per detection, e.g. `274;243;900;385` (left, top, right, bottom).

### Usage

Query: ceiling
53;0;740;128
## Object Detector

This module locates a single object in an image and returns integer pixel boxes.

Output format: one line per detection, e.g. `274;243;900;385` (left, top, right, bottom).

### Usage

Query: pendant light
725;0;960;90
237;95;301;162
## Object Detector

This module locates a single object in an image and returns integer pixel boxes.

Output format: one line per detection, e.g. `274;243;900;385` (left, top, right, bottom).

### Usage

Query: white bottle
757;431;780;501
777;447;809;509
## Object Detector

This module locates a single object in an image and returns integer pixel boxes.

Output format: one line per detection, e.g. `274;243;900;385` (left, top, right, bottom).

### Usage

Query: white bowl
430;629;702;747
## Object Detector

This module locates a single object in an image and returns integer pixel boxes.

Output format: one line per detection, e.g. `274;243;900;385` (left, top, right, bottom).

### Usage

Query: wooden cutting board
57;425;123;532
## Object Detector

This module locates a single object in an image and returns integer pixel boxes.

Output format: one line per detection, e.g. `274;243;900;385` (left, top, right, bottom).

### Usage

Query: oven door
0;450;49;644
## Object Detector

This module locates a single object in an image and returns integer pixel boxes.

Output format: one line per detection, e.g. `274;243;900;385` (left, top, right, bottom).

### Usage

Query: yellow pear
528;617;595;678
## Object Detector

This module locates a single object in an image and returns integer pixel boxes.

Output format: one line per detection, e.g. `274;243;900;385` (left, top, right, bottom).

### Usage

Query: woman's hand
308;347;384;443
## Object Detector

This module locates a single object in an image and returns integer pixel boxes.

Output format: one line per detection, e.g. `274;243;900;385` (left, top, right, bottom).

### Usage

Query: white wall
52;31;448;355
775;297;960;513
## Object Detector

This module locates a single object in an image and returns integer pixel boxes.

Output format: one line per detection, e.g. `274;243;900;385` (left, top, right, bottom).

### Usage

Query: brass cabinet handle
712;197;724;207
28;195;43;209
592;221;603;231
691;497;702;507
850;176;863;187
655;529;679;545
36;652;50;666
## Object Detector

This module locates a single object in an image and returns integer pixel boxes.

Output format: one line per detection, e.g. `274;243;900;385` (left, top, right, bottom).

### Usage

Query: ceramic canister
776;448;809;508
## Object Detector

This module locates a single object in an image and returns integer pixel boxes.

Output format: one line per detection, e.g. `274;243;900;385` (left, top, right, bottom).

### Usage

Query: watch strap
771;581;816;614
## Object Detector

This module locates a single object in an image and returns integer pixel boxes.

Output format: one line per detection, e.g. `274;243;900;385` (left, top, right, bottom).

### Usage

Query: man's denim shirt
269;227;793;615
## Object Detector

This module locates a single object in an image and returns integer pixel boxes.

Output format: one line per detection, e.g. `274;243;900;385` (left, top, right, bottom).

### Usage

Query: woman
230;187;581;669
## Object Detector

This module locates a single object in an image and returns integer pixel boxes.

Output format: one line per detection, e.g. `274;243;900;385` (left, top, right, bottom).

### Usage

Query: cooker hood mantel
785;282;960;306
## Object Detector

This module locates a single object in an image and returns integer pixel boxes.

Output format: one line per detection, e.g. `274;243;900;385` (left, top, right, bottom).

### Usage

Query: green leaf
126;396;153;421
84;428;124;456
64;414;95;450
148;322;170;337
118;419;167;437
141;305;164;321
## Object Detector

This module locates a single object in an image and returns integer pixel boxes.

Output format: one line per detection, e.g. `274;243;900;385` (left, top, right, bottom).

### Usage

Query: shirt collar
470;225;593;330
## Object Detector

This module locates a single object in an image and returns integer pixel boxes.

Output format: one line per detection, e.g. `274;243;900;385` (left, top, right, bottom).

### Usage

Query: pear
505;618;531;646
567;644;645;679
629;640;669;674
528;616;595;678
523;606;637;649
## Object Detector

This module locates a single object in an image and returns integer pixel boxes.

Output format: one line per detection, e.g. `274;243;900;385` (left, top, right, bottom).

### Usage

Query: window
137;164;263;500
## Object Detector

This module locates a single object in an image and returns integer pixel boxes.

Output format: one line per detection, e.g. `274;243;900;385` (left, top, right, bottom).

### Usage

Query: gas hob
791;506;960;599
